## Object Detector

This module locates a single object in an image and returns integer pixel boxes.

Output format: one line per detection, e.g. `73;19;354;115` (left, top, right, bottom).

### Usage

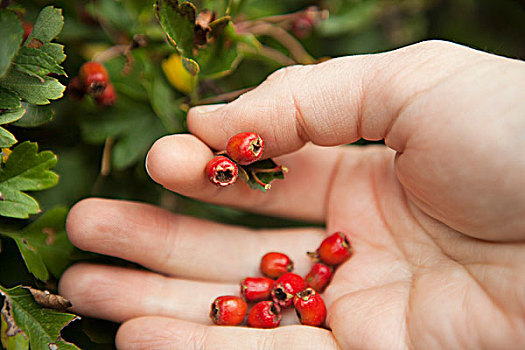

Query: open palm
59;41;525;349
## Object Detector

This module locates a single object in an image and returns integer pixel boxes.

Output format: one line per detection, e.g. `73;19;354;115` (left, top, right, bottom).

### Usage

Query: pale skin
59;40;525;349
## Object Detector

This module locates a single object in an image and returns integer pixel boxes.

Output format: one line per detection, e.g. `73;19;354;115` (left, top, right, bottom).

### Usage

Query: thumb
187;40;482;157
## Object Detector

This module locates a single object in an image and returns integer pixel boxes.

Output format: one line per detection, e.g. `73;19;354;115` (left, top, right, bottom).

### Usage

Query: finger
187;40;485;158
116;317;340;350
59;264;301;326
66;198;324;282
146;134;342;221
58;264;237;323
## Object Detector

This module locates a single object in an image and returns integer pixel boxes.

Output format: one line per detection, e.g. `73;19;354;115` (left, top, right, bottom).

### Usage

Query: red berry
67;77;85;101
271;272;306;308
260;252;294;279
292;16;314;38
240;277;274;302
210;296;247;326
293;288;326;327
226;132;264;165
79;61;109;97
95;83;117;107
312;232;352;266
205;156;238;187
247;301;281;328
305;262;333;292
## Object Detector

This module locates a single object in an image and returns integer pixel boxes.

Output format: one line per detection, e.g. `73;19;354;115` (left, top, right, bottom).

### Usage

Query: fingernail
189;103;225;116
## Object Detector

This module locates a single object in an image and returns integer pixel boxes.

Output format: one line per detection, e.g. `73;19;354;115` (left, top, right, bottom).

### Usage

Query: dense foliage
0;0;523;348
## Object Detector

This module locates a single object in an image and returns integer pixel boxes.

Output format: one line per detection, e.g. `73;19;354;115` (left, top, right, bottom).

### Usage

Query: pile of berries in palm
210;232;352;328
68;61;117;107
206;132;286;190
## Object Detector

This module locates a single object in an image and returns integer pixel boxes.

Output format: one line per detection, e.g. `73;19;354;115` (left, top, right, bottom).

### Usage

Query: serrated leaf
0;285;80;350
13;103;53;128
154;0;196;56
242;158;286;192
1;312;29;350
0;141;58;219
26;6;64;44
0;107;25;125
0;87;22;110
0;69;65;105
14;47;66;77
41;43;66;64
0;10;24;78
0;127;17;148
1;207;81;281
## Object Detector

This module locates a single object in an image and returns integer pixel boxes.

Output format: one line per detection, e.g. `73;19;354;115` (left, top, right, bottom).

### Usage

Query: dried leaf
24;287;72;311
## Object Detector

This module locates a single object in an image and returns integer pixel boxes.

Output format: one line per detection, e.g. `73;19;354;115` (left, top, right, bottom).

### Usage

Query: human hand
59;40;525;349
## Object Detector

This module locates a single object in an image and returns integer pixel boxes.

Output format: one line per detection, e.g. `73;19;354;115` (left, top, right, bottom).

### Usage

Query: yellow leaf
162;54;196;94
1;148;12;163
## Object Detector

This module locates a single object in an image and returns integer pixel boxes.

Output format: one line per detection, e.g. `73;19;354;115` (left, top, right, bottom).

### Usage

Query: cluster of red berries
210;232;353;328
68;61;117;107
206;132;271;188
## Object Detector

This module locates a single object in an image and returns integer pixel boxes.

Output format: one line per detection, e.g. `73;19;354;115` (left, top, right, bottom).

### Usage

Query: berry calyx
247;301;281;328
271;272;306;308
310;232;352;266
95;83;117;107
79;61;109;97
226;132;264;165
240;277;274;303
293;288;326;327
210;296;247;326
305;262;333;292
205;156;238;187
260;252;294;279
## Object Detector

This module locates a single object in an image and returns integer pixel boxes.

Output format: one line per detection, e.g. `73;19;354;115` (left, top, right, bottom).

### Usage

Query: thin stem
239;43;296;66
193;87;254;106
250;170;271;190
91;137;114;195
252;165;288;174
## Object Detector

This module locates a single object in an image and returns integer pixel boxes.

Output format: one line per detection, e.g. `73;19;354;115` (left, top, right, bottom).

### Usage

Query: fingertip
146;134;214;192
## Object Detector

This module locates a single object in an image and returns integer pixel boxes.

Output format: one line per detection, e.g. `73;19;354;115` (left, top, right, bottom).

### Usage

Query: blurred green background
1;0;523;348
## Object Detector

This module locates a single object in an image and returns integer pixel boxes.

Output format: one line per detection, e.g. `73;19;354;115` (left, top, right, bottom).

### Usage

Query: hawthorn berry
240;277;274;303
260;252;294;279
210;296;247;326
95;83;117;107
292;16;314;38
247;301;281;328
205;156;238;187
305;262;333;292
79;61;109;97
311;232;352;266
293;288;326;327
271;272;306;308
226;132;264;165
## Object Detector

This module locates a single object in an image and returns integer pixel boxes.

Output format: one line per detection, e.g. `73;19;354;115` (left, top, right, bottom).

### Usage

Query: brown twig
239;43;296;66
193;87;255;106
91;137;114;195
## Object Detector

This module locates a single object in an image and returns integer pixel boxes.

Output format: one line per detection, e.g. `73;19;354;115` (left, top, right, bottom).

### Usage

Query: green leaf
242;158;286;192
154;0;196;56
40;43;66;64
1;207;81;281
0;87;22;110
196;39;240;78
0;285;79;350
148;70;184;133
0;69;65;105
0;107;25;125
14;47;66;77
1;312;29;350
0;127;17;148
13;103;54;128
0;141;58;219
26;6;64;44
0;10;23;79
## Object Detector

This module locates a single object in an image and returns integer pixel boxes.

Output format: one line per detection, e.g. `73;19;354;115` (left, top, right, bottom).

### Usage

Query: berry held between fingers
205;156;238;187
79;61;109;97
210;296;247;326
240;277;274;303
271;272;306;308
260;252;294;279
226;132;264;165
247;301;282;328
293;288;327;327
